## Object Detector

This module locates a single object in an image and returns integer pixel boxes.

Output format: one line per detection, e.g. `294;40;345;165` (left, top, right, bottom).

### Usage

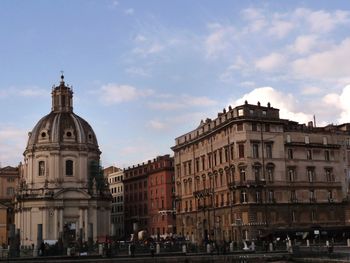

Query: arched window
66;160;73;176
38;161;45;176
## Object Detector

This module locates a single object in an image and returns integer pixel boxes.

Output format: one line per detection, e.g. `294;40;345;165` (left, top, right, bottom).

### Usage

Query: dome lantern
51;74;73;113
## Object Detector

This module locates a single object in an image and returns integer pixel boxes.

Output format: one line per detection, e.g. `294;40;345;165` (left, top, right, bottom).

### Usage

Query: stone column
84;209;88;242
59;209;63;233
54;209;58;240
42;208;47;240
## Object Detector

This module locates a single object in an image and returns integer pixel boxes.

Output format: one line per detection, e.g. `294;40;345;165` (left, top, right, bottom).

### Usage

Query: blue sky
1;0;350;168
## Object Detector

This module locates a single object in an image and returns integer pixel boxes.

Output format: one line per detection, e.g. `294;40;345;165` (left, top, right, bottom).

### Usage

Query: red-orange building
148;155;175;239
123;155;175;240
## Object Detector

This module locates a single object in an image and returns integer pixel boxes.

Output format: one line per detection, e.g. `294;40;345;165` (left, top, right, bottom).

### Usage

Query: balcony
290;198;298;203
310;198;316;203
230;180;266;189
193;188;214;198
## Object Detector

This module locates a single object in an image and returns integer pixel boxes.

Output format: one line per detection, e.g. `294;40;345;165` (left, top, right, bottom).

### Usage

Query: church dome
25;75;99;153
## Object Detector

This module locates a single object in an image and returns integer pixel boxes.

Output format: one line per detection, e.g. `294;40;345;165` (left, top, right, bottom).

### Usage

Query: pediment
54;188;91;200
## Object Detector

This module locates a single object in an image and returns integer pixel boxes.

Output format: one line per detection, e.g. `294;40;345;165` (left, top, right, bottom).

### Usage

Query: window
288;168;295;182
230;144;234;160
325;150;330;161
253;165;261;181
252;123;257;131
307;168;315;182
310;190;315;202
6;187;14;196
237;123;243;131
306;149;312;160
305;136;310;144
252;144;259;158
224;147;229;162
286;134;291;143
266;144;272;159
292;210;296;222
241;190;247;203
238;144;245;158
267;166;273;182
66;160;73;176
268;190;274;203
265;124;270;132
38;161;45;176
311;210;316;221
219;149;223;164
325;168;334;182
287;149;293;159
291;190;297;202
238;109;244;116
323;137;328;145
195;158;199;172
201;156;205;170
255;191;261;203
328;190;333;202
239;167;246;182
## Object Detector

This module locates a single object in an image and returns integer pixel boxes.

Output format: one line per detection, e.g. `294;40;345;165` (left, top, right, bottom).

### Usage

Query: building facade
148;155;175;239
107;168;125;240
14;75;111;247
123;155;175;240
0;166;20;245
172;101;350;244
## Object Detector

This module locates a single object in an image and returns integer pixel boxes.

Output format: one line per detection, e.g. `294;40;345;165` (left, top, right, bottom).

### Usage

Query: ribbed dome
25;75;99;152
27;112;98;147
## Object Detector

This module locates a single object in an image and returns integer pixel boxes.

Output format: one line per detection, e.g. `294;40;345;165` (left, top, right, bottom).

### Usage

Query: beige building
0;166;20;245
14;75;111;247
172;101;350;244
107;168;125;240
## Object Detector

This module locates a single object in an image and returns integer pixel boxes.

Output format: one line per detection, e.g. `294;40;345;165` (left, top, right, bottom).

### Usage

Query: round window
66;131;72;137
41;132;46;138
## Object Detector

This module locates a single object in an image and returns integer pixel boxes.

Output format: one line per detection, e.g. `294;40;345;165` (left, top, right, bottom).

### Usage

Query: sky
1;0;350;168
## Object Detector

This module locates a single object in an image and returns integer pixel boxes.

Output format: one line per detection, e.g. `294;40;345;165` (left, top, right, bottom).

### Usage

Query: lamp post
236;218;242;249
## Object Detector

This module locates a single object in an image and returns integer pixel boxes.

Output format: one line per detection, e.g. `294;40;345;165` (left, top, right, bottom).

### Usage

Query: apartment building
107;168;125;240
123;155;175;240
172;101;350;244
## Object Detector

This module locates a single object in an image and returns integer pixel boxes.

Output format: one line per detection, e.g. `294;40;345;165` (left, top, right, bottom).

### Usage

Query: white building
14;75;111;247
108;169;124;239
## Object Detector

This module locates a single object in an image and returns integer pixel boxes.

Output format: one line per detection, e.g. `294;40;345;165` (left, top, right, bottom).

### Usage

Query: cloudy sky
1;0;350;168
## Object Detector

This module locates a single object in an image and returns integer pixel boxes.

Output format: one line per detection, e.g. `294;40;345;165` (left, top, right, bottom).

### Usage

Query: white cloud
132;43;164;56
219;56;249;82
300;86;322;95
295;9;350;33
99;84;153;105
255;53;286;72
148;102;185;111
204;24;235;58
18;88;46;97
290;35;318;54
124;8;134;15
233;87;312;124
268;20;294;38
0;86;47;98
322;85;350;123
125;67;150;77
148;95;217;110
292;38;350;80
148;120;166;130
0;127;27;166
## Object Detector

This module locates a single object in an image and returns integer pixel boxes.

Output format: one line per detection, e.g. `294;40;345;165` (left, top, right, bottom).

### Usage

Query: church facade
14;76;111;247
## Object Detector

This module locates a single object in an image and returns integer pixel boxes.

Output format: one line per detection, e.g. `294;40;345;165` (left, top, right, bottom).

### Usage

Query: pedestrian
39;242;45;256
150;243;155;257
